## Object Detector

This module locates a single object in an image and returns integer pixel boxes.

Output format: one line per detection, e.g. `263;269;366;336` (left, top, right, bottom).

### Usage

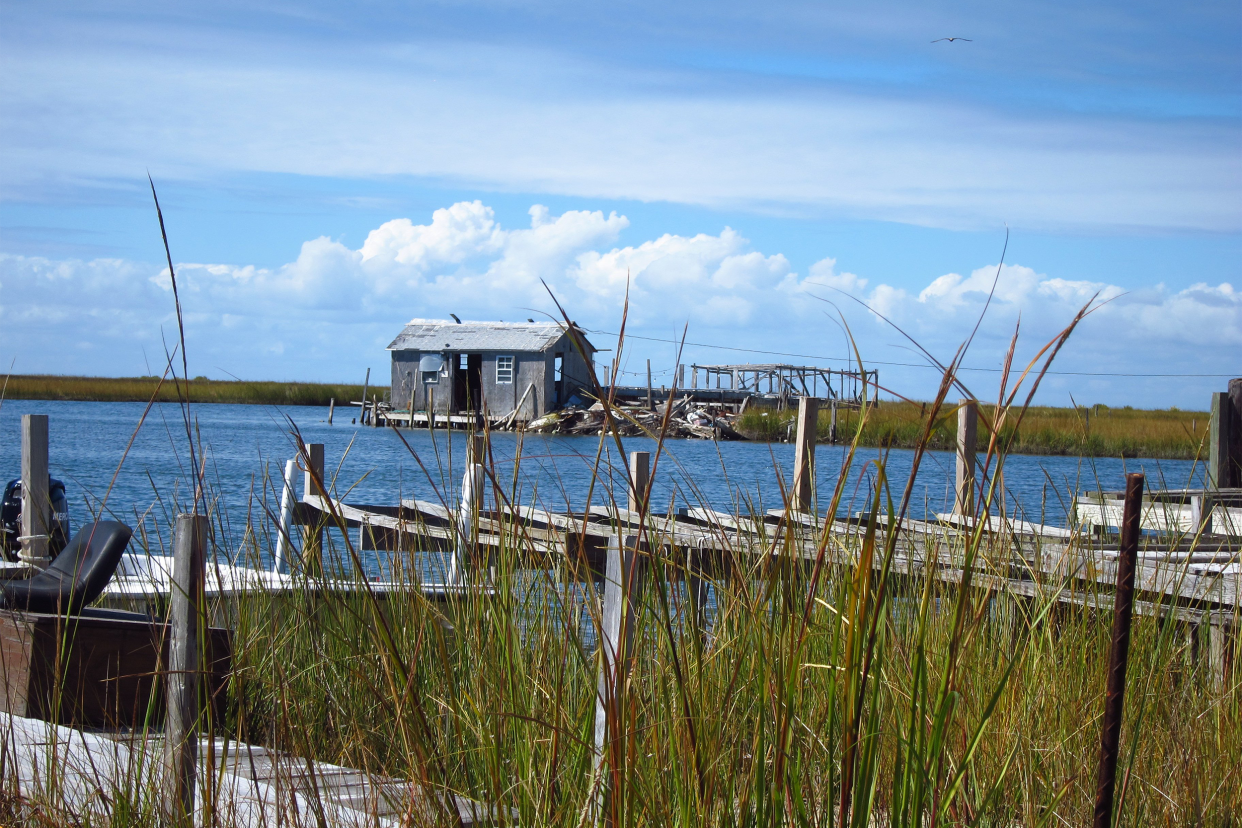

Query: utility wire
585;329;1235;379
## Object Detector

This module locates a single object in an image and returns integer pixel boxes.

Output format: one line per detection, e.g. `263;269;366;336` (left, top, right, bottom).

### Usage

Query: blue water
0;400;1206;564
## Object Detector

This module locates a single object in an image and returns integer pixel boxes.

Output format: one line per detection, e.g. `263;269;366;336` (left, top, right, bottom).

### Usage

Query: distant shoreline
737;400;1210;461
1;374;388;407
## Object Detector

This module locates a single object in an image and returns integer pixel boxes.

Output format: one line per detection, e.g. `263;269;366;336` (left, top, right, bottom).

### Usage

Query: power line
585;329;1236;379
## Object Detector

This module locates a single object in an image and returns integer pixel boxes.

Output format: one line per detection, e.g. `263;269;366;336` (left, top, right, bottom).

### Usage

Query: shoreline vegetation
1;373;384;408
737;400;1210;460
2;373;1210;459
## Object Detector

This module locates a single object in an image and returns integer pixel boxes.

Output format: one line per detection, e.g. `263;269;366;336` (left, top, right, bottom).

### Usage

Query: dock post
1092;472;1143;828
408;388;416;430
646;360;653;411
830;401;838;445
955;399;977;517
791;397;818;512
448;447;486;585
359;367;370;425
19;414;51;566
692;365;698;390
273;459;297;573
593;532;649;825
166;513;208;827
628;450;650;515
1209;388;1241;488
302;443;325;572
327;398;335;425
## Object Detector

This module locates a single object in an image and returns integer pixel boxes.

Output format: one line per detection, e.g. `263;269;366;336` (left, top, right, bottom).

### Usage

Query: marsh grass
1;374;383;407
738;401;1210;460
4;311;1238;828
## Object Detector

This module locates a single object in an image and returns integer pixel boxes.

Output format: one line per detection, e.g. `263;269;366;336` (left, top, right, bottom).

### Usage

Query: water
1;400;1206;564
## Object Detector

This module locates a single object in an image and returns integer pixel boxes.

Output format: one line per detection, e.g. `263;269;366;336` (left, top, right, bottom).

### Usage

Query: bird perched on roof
932;37;972;42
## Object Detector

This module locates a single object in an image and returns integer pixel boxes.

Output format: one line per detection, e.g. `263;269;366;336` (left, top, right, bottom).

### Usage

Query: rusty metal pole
1093;472;1144;828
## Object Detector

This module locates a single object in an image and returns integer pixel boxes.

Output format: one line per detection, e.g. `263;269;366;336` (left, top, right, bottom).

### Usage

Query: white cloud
3;202;1238;405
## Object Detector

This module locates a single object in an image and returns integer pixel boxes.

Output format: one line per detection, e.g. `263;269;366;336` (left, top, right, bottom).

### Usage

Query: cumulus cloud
3;201;1238;405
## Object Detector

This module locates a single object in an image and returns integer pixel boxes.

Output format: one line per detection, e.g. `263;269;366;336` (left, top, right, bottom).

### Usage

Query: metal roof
387;319;595;353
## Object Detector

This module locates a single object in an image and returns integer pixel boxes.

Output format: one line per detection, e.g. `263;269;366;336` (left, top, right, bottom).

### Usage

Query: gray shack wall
390;336;593;420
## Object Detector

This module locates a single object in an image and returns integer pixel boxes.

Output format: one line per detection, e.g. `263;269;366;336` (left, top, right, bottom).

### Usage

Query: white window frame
422;370;439;385
496;355;515;384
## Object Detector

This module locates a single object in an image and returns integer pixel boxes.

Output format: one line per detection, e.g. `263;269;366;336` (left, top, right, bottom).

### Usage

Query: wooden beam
628;451;650;515
955;399;978;517
791;397;818;512
1210;392;1232;489
166;513;208;826
301;443;325;572
19;414;50;566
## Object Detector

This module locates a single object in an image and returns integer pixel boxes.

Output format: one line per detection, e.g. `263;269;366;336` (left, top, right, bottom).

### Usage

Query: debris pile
526;398;745;440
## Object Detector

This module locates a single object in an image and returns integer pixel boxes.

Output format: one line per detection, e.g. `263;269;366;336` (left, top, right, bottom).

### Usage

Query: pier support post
593;533;648;825
628;451;650;516
791;397;818;512
955;399;977;517
359;367;370;426
1092;472;1144;828
448;446;486;585
19;414;51;566
646;360;653;411
273;459;297;573
1209;387;1241;489
301;443;325;573
327;397;335;425
166;513;208;827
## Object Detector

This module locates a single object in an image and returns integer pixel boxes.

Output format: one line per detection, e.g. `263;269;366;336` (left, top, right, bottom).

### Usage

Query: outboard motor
1;478;71;562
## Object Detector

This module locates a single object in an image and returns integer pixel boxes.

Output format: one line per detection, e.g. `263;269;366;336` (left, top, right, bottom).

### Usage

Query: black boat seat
0;520;132;615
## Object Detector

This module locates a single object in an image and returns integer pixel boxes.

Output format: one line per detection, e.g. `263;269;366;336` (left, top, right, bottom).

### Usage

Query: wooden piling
327;398;335;425
359;368;370;425
1093;473;1144;828
791;397;818;512
19;414;50;566
830;401;838;445
1209;389;1241;488
628;451;650;514
273;459;297;573
593;533;648;825
302;443;325;571
166;513;208;826
678;363;685;389
955;399;977;517
646;360;653;411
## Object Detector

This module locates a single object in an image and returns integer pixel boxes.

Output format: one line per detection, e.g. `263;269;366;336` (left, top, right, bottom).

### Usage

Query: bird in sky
932;37;972;42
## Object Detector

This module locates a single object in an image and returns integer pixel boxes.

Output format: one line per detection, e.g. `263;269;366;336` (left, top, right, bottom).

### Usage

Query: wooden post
692;366;698;390
1229;379;1242;487
273;459;297;573
1209;392;1230;488
830;401;838;445
646;360;653;410
593;533;648;825
359;367;370;425
302;443;325;572
1190;493;1213;536
166;513;208;826
448;458;485;584
678;363;685;389
1093;473;1144;828
371;394;379;427
955;399;978;517
628;450;650;514
790;397;818;512
20;414;51;566
327;398;335;425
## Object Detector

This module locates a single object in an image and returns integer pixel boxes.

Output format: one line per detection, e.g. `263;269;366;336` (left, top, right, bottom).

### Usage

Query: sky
1;1;1239;409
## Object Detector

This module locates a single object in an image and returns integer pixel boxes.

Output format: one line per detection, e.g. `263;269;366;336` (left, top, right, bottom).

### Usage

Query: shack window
419;353;444;385
496;355;515;384
422;370;439;385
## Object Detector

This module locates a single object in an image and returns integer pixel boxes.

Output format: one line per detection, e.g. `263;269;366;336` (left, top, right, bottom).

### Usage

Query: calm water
0;400;1205;564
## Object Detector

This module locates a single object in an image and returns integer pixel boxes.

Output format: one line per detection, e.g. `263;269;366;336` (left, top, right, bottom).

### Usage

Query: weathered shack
388;319;596;421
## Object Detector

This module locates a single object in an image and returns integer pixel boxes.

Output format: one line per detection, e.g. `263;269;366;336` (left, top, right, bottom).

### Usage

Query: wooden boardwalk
1;713;492;826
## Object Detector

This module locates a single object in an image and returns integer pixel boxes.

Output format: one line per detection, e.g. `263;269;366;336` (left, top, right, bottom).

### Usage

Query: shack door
452;353;483;412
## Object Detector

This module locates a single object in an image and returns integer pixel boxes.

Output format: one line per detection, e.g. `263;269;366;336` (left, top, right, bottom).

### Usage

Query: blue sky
1;0;1239;408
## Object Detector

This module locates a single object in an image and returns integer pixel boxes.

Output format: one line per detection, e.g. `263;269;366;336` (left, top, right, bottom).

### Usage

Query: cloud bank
3;202;1238;406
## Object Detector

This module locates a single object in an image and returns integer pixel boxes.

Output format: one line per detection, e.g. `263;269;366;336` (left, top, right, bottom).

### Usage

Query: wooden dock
1;713;492;826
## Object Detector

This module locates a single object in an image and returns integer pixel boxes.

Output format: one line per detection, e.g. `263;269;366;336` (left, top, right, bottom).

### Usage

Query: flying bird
932;37;972;42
